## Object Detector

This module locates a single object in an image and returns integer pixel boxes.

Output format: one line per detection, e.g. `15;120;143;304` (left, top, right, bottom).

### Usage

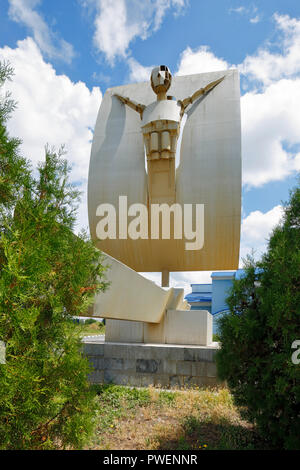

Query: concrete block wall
105;309;213;346
83;341;221;388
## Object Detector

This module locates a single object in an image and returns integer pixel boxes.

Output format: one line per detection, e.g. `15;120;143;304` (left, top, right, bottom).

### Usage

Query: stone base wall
83;340;221;388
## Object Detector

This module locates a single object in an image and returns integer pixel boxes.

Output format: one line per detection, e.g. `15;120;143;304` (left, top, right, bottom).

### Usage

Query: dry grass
87;385;268;450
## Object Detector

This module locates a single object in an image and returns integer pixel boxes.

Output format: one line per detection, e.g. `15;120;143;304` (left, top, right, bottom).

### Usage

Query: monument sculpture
87;65;241;347
114;66;224;207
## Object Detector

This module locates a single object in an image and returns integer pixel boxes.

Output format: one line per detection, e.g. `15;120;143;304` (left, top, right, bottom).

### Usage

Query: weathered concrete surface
92;253;174;323
165;309;213;346
105;309;213;346
82;338;221;388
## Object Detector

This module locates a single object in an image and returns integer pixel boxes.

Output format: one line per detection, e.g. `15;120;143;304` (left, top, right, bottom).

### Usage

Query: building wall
190;302;212;313
211;278;233;315
211;275;234;335
185;274;235;336
190;284;212;293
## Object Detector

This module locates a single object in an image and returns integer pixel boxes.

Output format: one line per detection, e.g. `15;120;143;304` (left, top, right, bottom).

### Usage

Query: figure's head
151;65;172;96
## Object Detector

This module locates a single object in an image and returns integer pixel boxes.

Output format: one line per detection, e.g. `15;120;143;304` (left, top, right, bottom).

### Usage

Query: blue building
185;284;212;312
185;270;245;336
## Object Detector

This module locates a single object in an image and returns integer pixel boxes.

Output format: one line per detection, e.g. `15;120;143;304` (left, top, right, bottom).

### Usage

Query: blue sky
0;0;299;290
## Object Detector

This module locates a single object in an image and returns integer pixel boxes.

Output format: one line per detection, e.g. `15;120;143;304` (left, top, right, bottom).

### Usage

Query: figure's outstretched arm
114;94;146;119
178;76;225;114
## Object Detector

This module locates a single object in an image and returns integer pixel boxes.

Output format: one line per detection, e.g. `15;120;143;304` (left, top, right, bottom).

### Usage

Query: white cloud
239;14;300;187
176;45;229;76
82;0;188;63
170;271;213;294
241;78;300;187
128;57;154;82
239;205;284;262
229;5;261;24
0;38;102;230
128;46;229;83
8;0;75;63
250;15;260;24
229;6;246;15
166;14;300;188
128;30;300;189
242;13;300;84
140;271;213;295
127;45;229;89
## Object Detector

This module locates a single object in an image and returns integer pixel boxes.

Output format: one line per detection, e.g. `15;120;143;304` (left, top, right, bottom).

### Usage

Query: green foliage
95;384;151;410
92;385;151;435
0;61;109;449
216;181;300;449
84;318;97;325
76;320;105;338
157;390;176;406
0;62;30;212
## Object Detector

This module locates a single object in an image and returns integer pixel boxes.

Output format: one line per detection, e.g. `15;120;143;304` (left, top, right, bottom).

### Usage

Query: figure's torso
141;100;182;204
142;100;181;160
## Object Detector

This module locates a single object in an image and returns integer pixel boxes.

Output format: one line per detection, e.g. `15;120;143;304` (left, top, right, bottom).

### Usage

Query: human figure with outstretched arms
114;65;225;207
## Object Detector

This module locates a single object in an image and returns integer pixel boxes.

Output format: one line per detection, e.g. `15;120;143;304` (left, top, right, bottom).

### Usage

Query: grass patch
86;385;271;450
156;390;176;407
77;322;105;337
87;385;152;448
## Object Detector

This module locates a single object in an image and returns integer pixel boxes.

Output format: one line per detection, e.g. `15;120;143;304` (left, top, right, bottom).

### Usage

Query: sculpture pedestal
83;338;221;389
105;309;213;346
